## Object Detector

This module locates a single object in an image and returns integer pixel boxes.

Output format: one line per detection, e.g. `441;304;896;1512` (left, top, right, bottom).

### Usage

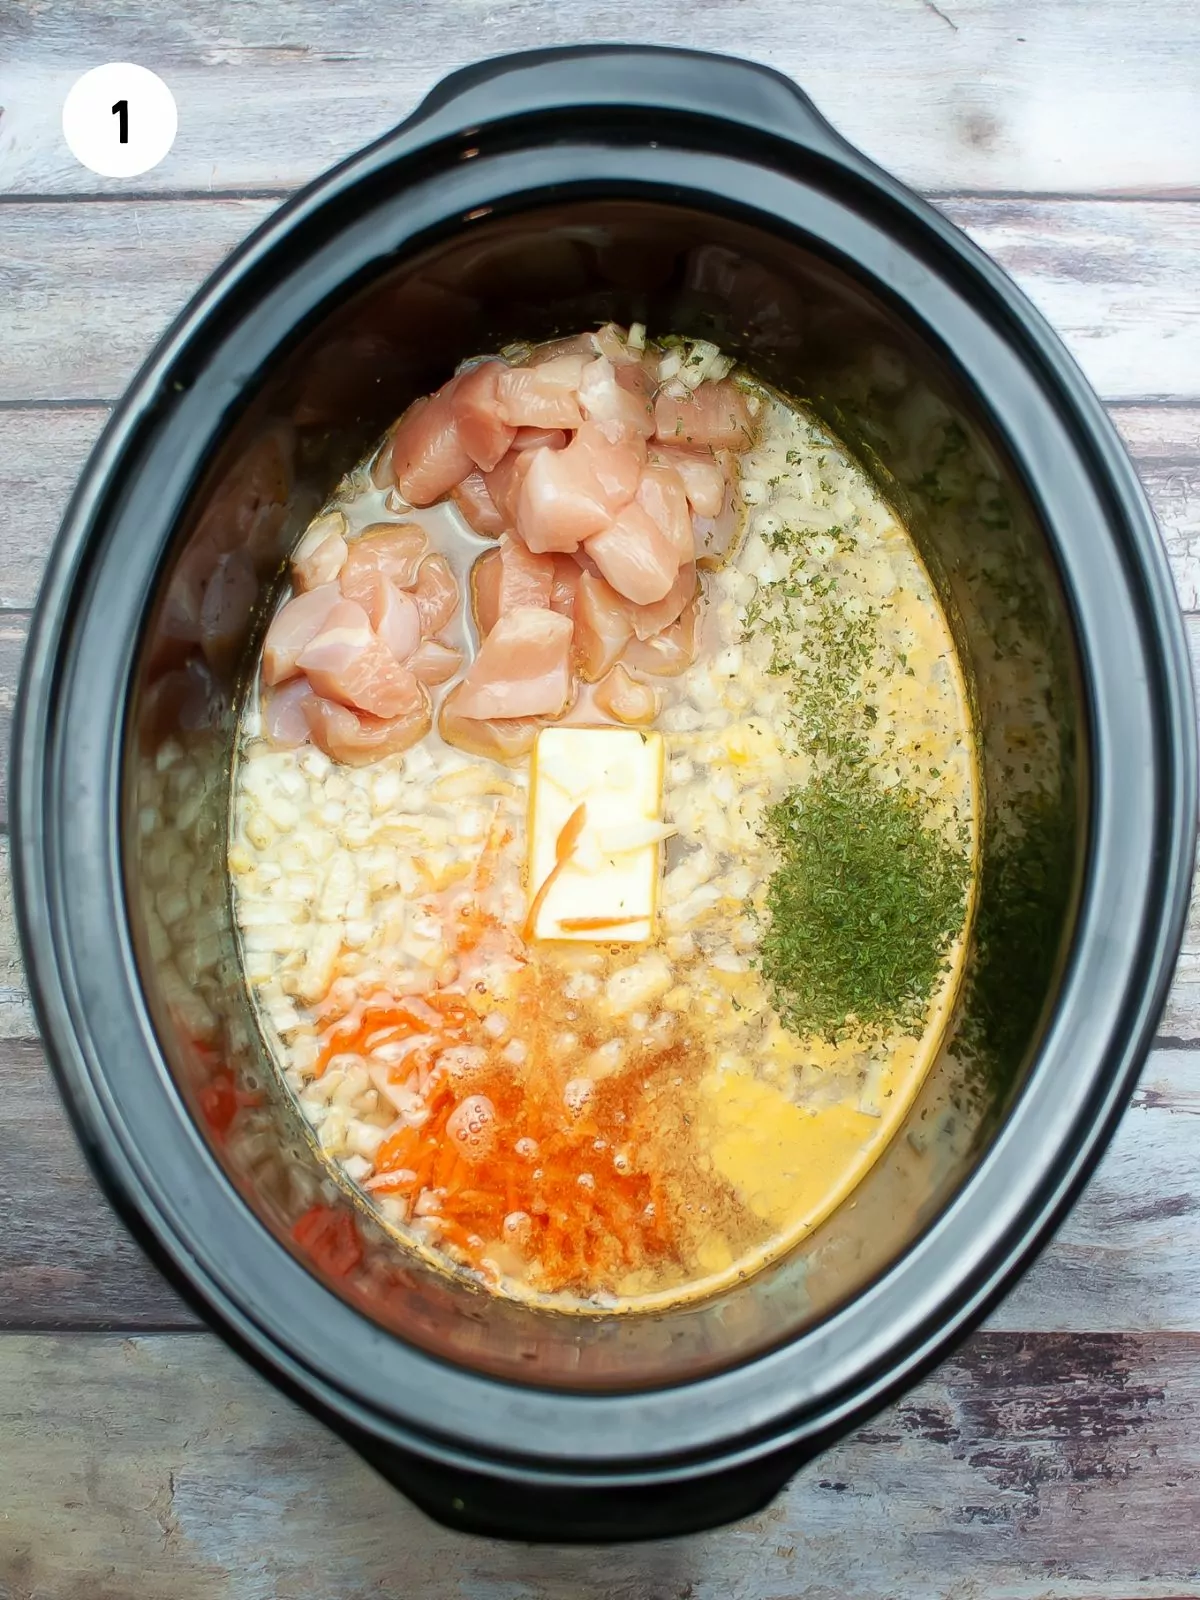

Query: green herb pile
740;416;973;1041
758;770;971;1040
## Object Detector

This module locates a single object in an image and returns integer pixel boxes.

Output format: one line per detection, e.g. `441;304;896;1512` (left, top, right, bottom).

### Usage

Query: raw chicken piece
573;572;633;682
549;553;580;618
570;555;694;662
511;426;569;452
439;684;545;762
693;491;743;567
361;574;422;663
371;419;399;490
408;639;463;685
594;663;660;726
452;471;507;537
515;443;610;552
339;524;429;605
292;511;349;591
471;535;555;637
497;354;587;429
623;594;701;676
297;599;426;719
578;355;655;442
651;446;727;518
485;448;539;526
411;553;459;636
452;607;574;720
635;462;694;562
452;360;516;471
391;385;475;505
594;323;648;366
199;548;258;671
262;679;314;748
624;561;697;640
571;545;603;581
573;422;645;505
585;500;680;605
262;583;342;685
653;380;753;451
615;356;657;400
529;332;601;363
469;550;503;636
515;425;643;554
481;431;569;529
305;691;432;766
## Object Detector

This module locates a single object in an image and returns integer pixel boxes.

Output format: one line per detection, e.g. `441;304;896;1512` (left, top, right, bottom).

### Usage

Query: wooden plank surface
0;406;108;611
2;1329;1199;1599
2;0;1200;198
5;199;1200;404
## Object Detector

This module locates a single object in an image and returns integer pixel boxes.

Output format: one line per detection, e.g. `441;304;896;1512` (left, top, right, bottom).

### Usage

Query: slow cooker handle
386;44;866;171
350;1429;809;1543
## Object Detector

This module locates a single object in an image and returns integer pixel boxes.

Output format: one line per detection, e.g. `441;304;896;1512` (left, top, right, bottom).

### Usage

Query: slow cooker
13;46;1196;1540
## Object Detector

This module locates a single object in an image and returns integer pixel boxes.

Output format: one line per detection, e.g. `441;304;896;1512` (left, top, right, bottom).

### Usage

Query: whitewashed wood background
1;2;1199;1596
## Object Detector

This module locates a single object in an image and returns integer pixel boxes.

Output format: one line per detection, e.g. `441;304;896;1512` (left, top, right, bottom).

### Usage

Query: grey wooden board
2;0;1200;198
4;198;1200;404
2;1329;1200;1599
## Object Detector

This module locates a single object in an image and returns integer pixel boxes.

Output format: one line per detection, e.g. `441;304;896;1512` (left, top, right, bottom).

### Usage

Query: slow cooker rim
13;67;1197;1479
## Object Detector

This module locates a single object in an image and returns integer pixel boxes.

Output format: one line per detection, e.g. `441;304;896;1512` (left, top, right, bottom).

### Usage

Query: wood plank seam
4;189;1200;205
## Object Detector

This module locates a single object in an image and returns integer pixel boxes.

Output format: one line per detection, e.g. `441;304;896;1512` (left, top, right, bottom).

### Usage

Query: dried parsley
758;769;971;1039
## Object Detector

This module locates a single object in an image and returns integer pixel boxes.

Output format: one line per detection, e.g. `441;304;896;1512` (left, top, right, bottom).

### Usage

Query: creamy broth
230;332;978;1310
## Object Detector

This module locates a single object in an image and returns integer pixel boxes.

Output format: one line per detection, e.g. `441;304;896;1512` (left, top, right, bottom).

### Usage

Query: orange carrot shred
521;801;588;942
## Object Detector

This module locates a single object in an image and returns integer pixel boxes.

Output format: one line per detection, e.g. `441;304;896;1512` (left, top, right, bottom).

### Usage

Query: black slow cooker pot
13;46;1197;1541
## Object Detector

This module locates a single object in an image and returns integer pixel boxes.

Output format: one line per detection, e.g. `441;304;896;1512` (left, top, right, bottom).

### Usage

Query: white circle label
62;63;178;178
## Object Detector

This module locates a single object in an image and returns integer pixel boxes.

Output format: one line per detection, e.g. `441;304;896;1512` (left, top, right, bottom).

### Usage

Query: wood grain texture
0;616;29;833
0;1036;193;1329
0;845;36;1039
1117;406;1200;612
0;406;107;611
3;199;1200;404
2;1032;1197;1335
0;199;272;405
1;1329;1199;1598
2;0;1200;198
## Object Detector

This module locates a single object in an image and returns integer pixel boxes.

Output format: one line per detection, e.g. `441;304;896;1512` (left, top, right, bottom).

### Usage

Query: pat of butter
528;727;667;943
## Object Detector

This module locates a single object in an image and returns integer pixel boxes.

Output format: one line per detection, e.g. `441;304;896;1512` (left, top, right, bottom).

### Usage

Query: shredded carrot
472;811;513;893
375;1124;424;1174
425;994;474;1031
312;1011;368;1077
364;1169;420;1197
522;801;588;942
314;997;444;1077
302;894;689;1294
406;1037;685;1291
